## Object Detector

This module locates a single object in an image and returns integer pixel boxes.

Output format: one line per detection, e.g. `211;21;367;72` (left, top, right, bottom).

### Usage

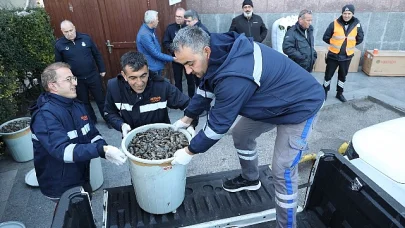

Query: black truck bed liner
104;165;276;227
52;151;405;228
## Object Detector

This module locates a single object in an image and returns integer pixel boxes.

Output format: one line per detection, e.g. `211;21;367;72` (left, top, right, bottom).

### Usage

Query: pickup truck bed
52;151;405;228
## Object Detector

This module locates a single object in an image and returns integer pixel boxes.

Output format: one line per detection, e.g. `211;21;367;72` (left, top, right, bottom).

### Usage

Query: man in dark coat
104;52;196;138
229;0;268;43
283;9;317;72
55;20;107;125
163;8;195;98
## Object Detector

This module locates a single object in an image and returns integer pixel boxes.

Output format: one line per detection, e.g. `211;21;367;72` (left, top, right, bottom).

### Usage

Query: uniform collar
47;92;75;107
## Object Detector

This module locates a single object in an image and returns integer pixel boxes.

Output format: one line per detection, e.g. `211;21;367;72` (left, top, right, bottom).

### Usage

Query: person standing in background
136;10;176;78
55;20;108;126
163;8;195;98
229;0;268;43
283;9;317;72
322;4;364;102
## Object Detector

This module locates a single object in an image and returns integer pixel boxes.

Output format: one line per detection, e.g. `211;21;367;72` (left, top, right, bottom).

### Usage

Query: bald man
55;20;109;126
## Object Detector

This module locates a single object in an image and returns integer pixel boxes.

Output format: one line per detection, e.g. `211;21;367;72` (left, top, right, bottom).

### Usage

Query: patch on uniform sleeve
357;23;361;27
81;115;88;121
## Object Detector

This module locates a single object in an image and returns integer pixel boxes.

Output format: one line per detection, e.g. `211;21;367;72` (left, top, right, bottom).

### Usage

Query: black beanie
342;4;355;14
242;0;253;8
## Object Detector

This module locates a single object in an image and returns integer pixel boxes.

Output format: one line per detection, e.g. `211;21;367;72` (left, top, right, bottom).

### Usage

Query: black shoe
222;175;261;192
336;93;347;102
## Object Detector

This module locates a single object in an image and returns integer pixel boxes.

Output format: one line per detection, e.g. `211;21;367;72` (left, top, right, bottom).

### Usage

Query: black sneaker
222;175;261;192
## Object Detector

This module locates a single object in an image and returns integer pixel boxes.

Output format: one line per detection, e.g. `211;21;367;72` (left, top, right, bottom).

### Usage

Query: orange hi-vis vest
328;20;358;55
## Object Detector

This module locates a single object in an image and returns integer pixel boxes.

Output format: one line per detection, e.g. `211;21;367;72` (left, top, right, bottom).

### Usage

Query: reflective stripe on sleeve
203;125;224;140
63;144;76;163
91;135;103;143
67;130;78;139
252;42;263;86
81;123;90;136
196;88;215;99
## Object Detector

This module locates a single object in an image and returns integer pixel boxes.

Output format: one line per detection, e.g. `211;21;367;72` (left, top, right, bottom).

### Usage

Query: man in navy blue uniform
163;8;195;98
55;20;107;125
104;51;195;137
183;9;210;92
170;26;324;228
30;62;127;201
137;10;175;78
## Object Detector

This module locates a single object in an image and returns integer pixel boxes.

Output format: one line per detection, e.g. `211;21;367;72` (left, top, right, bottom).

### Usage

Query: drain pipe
299;142;349;163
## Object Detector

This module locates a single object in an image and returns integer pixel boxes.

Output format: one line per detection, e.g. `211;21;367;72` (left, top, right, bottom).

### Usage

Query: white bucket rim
0;117;31;136
0;221;26;228
121;123;192;165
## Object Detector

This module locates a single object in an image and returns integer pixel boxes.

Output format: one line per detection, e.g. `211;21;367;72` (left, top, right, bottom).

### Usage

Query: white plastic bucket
0;117;33;162
121;123;191;214
90;157;104;191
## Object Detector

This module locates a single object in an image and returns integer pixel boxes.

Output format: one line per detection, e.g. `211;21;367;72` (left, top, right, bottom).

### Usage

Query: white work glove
172;119;189;131
171;148;194;165
105;146;127;165
186;126;196;138
121;123;131;137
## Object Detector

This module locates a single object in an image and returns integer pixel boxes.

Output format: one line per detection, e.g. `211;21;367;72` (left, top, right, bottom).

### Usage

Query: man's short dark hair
120;52;148;73
184;9;199;21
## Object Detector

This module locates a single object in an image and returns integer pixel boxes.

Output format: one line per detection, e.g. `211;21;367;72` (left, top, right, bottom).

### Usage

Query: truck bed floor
105;165;277;227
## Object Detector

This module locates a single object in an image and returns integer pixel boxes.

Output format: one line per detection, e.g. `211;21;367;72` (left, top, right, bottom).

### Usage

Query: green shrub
0;8;54;155
0;7;54;124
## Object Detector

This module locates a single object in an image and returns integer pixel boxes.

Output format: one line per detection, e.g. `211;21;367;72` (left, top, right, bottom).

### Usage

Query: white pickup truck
51;118;405;228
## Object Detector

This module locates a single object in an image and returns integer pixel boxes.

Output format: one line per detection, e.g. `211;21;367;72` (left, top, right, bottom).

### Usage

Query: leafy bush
0;7;54;154
0;7;55;124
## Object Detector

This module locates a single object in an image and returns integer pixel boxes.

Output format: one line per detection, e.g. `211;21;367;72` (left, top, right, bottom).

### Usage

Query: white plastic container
0;117;33;162
121;123;191;214
271;15;298;54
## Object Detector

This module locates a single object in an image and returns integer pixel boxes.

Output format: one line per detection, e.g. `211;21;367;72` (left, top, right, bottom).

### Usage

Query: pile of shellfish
127;128;189;160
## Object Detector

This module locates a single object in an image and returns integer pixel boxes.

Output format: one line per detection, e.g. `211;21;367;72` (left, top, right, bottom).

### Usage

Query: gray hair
171;26;210;54
299;9;312;19
144;10;158;24
41;62;71;91
184;9;199;21
120;51;148;73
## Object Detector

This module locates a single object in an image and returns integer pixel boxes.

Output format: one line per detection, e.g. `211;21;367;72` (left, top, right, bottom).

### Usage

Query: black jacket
283;22;317;72
163;22;186;55
55;32;105;79
229;13;268;42
323;16;364;61
104;74;191;131
195;21;210;35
